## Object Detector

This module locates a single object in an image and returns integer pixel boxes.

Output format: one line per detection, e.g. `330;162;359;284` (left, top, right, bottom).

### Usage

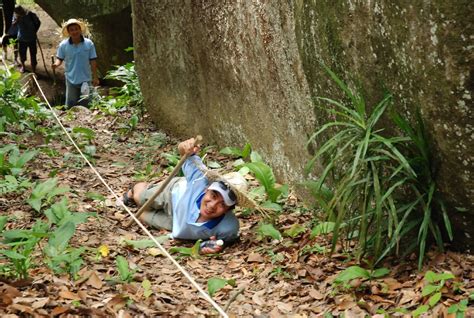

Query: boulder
132;1;472;250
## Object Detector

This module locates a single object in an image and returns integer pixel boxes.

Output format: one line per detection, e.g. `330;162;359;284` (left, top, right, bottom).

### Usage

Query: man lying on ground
121;137;247;254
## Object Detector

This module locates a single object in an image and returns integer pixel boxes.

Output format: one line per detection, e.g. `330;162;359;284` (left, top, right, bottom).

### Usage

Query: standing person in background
52;18;99;108
13;5;40;73
1;0;18;63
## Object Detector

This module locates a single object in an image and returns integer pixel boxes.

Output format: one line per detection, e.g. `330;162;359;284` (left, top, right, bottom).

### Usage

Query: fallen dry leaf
276;301;293;313
247;252;265;263
252;290;265;306
59;290;81;301
51;306;69;316
309;288;324;300
9;303;34;315
86;272;104;289
32;297;49;309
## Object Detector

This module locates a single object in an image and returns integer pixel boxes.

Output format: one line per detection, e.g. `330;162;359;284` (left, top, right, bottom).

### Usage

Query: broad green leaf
424;271;437;283
206;161;221;169
283;224;307;238
72;127;95;140
241;143;252;158
85;192;106;201
169;246;192;255
116;255;132;282
26;197;41;212
169;241;201;258
412;305;429;317
257;223;282;241
190;240;201;257
435;272;455;281
0;249;26;260
48;221;76;253
250;151;263;163
2;229;34;242
142;279;152;298
219;146;242;157
447;303;459;314
422;284;438;297
428;292;442;307
267;187;283;203
207;277;228;297
244;162;275;193
0;216;8;232
129;115;139;127
237;166;250;175
122;235;170;249
311;222;336;238
334;266;370;284
260;201;282;212
371;267;390;278
16;150;37;167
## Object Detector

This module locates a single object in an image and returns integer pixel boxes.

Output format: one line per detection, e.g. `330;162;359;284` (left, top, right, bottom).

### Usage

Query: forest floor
1;102;473;317
1;4;473;318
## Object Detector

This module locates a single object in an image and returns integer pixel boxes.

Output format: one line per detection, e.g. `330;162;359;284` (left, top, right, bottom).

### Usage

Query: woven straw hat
61;18;91;38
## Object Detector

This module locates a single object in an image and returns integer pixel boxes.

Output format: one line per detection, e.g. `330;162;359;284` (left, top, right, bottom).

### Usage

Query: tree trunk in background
34;0;133;77
131;1;473;251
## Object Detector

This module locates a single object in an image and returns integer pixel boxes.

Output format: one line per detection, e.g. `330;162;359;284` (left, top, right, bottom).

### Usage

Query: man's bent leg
139;210;172;230
136;178;183;230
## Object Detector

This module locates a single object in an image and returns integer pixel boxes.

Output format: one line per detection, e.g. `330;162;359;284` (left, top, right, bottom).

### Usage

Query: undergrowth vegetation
305;65;452;269
0;60;144;282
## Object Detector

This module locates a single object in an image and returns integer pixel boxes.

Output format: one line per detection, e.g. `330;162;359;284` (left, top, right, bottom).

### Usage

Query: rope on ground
30;75;229;318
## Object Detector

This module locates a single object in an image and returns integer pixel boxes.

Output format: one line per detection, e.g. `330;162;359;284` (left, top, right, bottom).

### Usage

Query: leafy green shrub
390;110;452;268
0;68;51;131
114;255;135;283
305;66;451;268
0;221;49;279
0;144;37;176
411;271;470;317
105;59;143;109
333;265;390;290
219;143;288;212
27;178;70;213
0;175;32;195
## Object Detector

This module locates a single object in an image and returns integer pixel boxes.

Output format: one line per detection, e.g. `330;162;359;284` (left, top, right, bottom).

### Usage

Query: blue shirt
170;155;239;243
56;37;97;85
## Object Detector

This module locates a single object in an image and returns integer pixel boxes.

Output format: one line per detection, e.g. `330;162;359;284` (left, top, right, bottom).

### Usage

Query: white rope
30;75;229;318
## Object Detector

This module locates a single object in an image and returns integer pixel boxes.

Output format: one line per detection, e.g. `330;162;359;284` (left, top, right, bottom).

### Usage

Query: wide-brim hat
61;18;91;38
208;172;248;207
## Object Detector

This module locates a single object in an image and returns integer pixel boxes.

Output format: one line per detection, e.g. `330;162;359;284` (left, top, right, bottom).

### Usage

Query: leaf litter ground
0;107;473;318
